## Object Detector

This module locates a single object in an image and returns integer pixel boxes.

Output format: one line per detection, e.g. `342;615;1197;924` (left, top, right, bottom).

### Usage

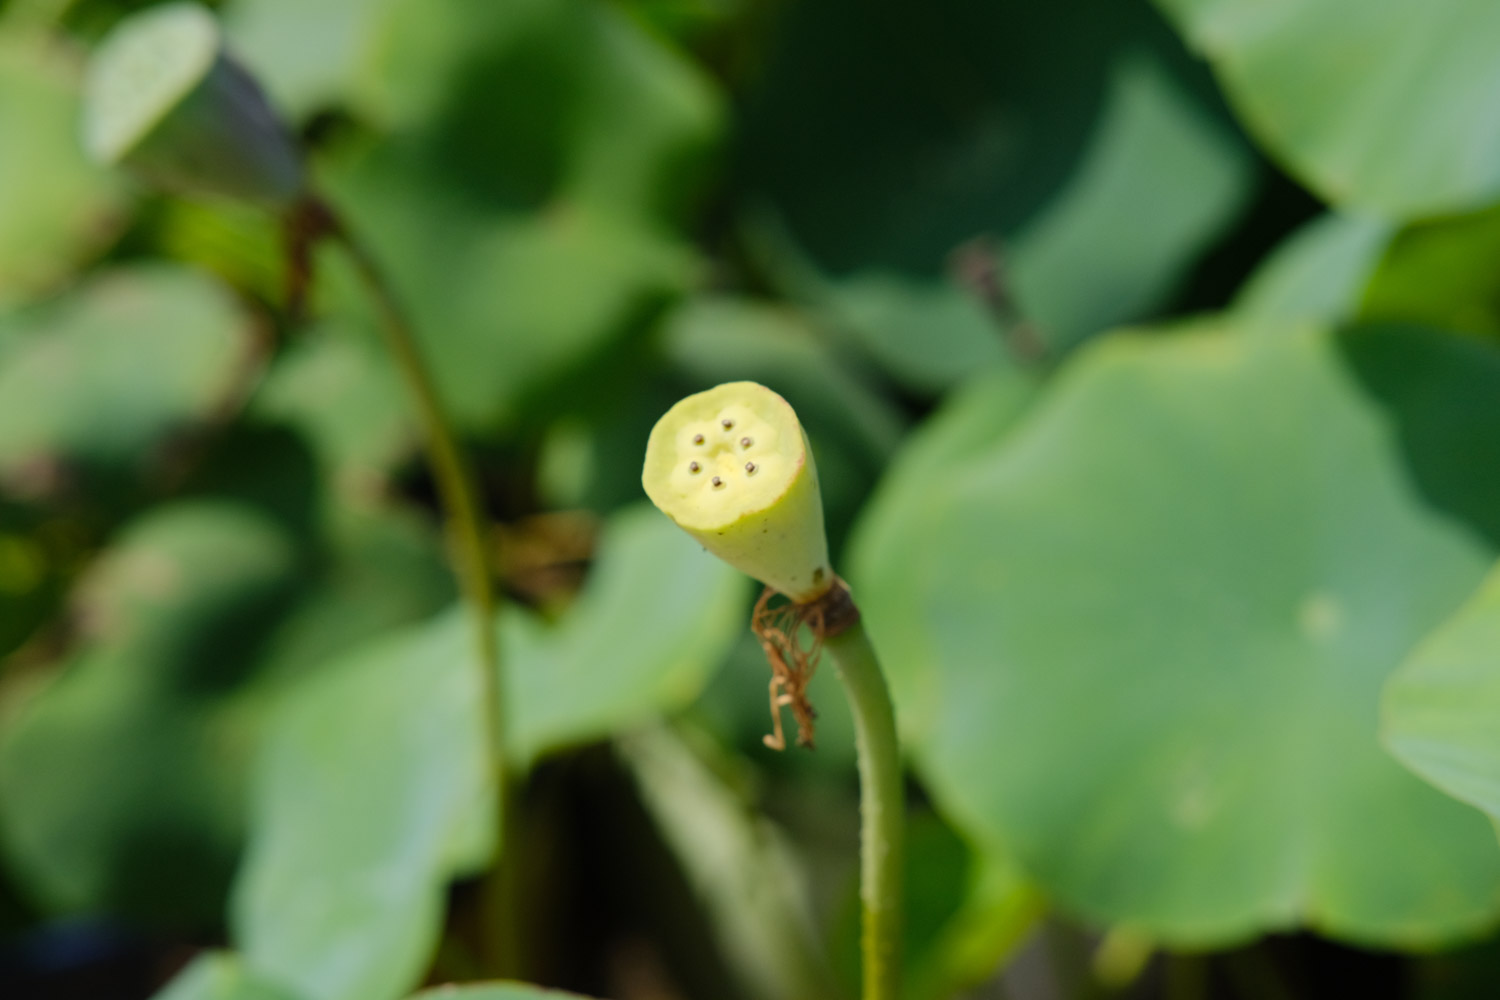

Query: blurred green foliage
3;0;1500;999
854;322;1500;947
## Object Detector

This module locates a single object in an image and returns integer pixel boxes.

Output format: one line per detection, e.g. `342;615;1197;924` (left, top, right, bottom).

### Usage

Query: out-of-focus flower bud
83;2;303;207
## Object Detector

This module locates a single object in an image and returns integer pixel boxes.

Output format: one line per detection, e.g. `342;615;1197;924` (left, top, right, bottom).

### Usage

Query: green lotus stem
642;381;904;1000
825;618;904;1000
329;209;506;793
324;205;519;972
81;0;521;973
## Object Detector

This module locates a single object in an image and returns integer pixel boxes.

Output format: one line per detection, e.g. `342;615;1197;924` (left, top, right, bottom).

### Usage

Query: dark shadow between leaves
1338;323;1500;548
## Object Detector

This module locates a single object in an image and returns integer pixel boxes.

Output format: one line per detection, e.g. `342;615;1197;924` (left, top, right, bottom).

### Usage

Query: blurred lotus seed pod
643;381;833;602
82;2;303;207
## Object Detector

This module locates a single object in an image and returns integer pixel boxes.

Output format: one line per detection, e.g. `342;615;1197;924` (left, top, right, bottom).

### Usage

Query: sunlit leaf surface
853;321;1500;946
1385;569;1500;830
0;265;253;500
235;505;743;1000
1154;0;1500;218
0;29;127;307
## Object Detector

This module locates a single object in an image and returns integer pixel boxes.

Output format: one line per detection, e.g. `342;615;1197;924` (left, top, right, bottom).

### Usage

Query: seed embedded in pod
746;462;757;474
741;437;753;448
712;476;724;488
689;461;701;473
722;419;734;430
693;434;704;445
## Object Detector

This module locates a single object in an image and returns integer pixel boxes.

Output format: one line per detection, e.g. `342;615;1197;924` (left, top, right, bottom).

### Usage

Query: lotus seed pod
643;381;833;603
83;2;303;207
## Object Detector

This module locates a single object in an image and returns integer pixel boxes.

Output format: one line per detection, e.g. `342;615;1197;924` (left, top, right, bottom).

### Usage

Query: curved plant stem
309;197;518;969
824;617;904;1000
329;206;506;785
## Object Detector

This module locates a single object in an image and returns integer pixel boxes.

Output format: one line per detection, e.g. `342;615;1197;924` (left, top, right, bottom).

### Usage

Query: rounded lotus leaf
643;381;831;602
852;320;1500;946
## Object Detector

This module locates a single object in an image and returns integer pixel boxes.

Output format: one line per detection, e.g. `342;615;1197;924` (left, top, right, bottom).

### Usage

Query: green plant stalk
324;205;519;970
824;619;904;1000
332;216;505;786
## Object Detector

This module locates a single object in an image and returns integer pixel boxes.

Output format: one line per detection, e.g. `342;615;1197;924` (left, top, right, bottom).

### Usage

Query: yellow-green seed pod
82;2;303;207
643;381;832;603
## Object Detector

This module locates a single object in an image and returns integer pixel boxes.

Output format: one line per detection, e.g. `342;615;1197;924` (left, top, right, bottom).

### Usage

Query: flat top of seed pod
643;381;805;532
83;2;219;164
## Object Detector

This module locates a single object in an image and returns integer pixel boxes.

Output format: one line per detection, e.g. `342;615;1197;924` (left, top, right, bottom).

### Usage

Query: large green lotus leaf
853;320;1500;946
361;0;721;225
1005;56;1251;351
1233;213;1393;325
1384;567;1500;822
739;0;1225;275
153;952;302;1000
817;273;1008;398
0;265;253;498
849;367;1039;744
750;42;1249;387
233;605;493;1000
235;504;741;1000
0;29;127;307
1153;0;1500;219
505;503;745;764
0;502;302;923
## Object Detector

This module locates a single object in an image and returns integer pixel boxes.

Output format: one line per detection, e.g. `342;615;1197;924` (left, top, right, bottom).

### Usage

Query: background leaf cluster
4;0;1500;999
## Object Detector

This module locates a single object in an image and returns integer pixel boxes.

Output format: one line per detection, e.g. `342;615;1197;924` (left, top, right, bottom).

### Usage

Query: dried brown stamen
752;587;826;750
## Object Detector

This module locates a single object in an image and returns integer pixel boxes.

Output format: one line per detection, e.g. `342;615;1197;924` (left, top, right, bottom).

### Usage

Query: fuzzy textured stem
314;198;517;969
823;613;903;1000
